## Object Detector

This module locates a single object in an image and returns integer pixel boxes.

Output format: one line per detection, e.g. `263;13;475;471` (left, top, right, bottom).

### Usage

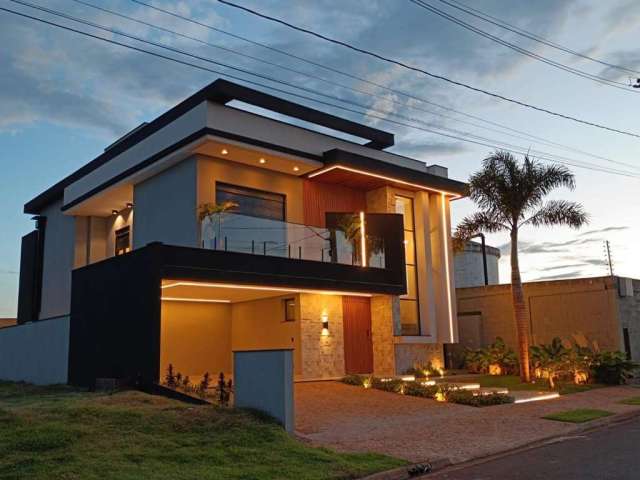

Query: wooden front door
342;296;373;374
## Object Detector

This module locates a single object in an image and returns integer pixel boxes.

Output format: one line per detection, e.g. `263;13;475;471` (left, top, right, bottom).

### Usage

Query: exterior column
413;191;438;337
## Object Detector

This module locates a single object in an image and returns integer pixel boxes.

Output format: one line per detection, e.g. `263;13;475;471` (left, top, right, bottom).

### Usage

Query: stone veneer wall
394;343;444;374
299;293;345;379
370;295;397;376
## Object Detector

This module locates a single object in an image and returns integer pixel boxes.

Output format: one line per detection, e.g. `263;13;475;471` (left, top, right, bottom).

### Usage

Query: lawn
619;396;640;406
543;408;613;423
0;382;405;480
451;375;606;395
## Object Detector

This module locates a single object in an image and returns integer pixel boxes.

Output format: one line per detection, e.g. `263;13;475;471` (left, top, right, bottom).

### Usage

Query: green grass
453;375;606;395
619;396;640;406
543;408;614;423
0;381;405;480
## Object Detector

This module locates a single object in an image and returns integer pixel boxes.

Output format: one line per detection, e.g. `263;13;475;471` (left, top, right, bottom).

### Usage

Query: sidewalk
295;382;640;464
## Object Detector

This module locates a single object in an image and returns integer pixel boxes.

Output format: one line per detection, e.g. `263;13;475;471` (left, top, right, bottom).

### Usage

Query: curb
361;458;451;480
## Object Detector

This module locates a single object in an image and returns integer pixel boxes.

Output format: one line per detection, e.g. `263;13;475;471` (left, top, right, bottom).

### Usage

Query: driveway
295;382;640;464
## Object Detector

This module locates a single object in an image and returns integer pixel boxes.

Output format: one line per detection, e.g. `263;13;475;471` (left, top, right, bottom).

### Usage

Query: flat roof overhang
308;149;468;198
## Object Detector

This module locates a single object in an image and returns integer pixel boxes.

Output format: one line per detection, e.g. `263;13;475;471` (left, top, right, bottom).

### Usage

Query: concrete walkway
295;382;640;464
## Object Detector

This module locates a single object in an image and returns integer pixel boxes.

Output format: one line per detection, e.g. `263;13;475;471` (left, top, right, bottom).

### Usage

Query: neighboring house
8;79;466;387
454;276;640;366
453;240;501;288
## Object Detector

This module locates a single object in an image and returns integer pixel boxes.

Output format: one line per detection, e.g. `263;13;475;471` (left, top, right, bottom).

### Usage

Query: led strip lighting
359;211;367;268
441;193;455;343
161;297;231;303
308;165;462;199
161;281;372;297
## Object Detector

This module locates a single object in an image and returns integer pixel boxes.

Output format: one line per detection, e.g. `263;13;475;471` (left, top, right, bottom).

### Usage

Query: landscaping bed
0;381;405;480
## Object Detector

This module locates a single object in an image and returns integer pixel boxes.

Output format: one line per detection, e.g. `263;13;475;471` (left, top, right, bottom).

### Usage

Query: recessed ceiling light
259;158;266;164
221;148;228;155
293;166;300;172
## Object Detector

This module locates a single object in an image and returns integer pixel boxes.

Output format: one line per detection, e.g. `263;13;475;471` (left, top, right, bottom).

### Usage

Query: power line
409;0;636;92
128;0;638;170
68;0;639;172
3;4;639;179
439;0;640;76
217;0;640;139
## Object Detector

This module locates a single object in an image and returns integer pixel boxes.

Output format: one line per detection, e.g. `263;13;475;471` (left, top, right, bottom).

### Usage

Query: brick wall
299;293;345;379
394;343;444;374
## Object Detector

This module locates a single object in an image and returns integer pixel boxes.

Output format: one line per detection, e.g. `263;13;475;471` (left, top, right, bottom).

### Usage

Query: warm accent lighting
321;313;329;336
221;148;228;155
126;202;134;209
363;377;372;389
441;193;455;343
420;380;436;386
293;166;300;172
489;364;503;376
359;211;367;268
161;297;231;303
435;392;446;402
400;375;415;382
161;281;372;297
259;158;266;164
513;392;560;404
111;209;119;216
308;165;462;199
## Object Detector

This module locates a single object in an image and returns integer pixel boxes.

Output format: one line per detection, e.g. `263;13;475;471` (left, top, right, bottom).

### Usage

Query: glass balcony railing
200;212;385;268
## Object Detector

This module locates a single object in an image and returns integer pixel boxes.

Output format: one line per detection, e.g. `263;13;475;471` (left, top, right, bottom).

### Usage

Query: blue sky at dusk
1;0;639;316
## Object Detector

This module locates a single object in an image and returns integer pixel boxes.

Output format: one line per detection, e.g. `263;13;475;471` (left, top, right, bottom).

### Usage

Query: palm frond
523;200;589;229
454;211;510;246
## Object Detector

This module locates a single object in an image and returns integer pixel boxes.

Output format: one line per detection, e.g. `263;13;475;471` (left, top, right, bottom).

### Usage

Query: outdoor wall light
111;209;119;216
321;313;329;336
221;148;228;155
259;157;266;164
126;202;134;209
293;166;300;172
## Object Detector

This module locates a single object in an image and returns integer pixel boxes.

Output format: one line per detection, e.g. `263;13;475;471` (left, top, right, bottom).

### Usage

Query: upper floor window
115;226;131;256
395;195;420;336
216;183;285;221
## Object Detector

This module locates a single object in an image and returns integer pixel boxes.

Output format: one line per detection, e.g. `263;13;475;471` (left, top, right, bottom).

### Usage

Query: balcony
200;212;386;269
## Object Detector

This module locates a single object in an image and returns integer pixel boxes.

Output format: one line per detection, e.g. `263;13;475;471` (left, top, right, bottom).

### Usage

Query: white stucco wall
133;157;198;249
0;316;70;385
40;199;75;319
454;242;500;288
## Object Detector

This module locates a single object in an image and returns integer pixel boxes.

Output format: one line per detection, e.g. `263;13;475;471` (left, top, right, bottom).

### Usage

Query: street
431;417;640;480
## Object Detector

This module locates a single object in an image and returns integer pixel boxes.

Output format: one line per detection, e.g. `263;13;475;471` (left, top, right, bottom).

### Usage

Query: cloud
532;270;585;281
498;237;602;256
578;225;630;237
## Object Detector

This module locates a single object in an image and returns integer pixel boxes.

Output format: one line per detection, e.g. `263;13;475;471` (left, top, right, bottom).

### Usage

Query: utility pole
604;240;614;276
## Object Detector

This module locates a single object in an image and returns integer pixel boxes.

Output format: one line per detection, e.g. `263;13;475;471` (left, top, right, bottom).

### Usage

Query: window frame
395;195;421;336
215;182;286;221
114;225;131;256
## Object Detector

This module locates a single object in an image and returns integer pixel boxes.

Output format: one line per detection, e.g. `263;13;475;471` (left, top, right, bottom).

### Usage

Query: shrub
371;378;404;393
341;375;366;386
592;351;638;385
402;382;439;398
465;337;518;375
403;361;441;378
447;390;514;407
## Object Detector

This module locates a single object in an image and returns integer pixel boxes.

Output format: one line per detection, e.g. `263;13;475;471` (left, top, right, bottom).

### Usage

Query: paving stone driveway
295;381;640;464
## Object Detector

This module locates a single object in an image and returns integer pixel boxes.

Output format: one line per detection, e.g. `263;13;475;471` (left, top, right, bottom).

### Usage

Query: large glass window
395;196;420;336
216;183;285;221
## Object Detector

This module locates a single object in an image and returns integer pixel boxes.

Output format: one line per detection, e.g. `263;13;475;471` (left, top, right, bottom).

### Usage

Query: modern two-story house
12;79;466;387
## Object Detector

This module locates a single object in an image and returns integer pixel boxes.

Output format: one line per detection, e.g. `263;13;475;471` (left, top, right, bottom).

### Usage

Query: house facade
13;79;466;387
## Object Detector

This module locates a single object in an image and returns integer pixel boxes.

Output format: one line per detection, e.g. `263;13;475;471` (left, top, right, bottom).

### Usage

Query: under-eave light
161;281;372;297
308;165;462;199
161;297;231;303
259;158;266;164
359;211;367;268
221;148;228;155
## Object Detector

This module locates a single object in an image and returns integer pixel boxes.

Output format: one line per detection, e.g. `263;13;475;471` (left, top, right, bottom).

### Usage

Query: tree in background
455;151;588;382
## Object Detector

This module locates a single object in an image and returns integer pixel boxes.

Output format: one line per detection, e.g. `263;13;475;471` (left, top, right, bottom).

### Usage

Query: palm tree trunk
510;228;531;382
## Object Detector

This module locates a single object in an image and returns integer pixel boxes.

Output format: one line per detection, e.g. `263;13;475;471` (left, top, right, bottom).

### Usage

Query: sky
1;0;639;317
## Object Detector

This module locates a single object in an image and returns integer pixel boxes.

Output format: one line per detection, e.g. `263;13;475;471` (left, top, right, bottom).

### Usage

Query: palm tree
455;151;588;382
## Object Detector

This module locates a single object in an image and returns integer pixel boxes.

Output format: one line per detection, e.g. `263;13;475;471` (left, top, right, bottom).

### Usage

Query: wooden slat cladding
342;296;373;374
302;180;366;227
